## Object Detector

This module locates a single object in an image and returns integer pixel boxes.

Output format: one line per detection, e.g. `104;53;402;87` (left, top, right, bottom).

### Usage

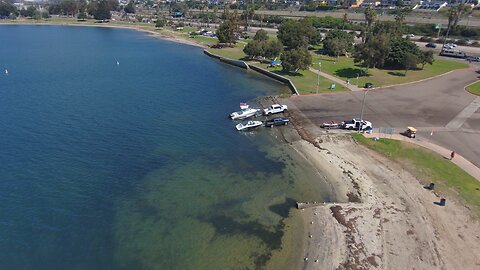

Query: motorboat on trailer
236;120;263;131
230;107;260;120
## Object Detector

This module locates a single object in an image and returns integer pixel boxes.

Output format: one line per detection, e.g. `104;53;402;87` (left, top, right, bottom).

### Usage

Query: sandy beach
283;107;480;269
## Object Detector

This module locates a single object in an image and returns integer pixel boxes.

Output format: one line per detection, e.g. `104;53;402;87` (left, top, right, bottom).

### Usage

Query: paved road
284;66;480;168
255;10;480;27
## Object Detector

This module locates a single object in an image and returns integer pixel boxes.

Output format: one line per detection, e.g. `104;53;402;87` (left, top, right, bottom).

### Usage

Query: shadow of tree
388;71;406;77
335;68;368;78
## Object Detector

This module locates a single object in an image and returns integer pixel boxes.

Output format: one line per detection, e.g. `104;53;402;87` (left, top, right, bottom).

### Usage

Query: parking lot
284;66;480;167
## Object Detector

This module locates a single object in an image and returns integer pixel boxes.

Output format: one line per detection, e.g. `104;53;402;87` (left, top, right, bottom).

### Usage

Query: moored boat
230;108;260;120
236;120;263;131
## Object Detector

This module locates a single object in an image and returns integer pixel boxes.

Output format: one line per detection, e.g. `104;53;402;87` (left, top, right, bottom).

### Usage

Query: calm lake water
0;25;330;269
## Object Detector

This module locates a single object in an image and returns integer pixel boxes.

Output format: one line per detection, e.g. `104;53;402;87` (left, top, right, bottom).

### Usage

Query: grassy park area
312;54;469;88
205;47;347;94
352;134;480;216
466;80;480;95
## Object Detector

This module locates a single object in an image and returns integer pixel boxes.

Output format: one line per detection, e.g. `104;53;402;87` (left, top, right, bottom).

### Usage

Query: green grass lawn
252;62;348;94
352;134;480;217
202;45;347;94
206;42;247;59
466;80;480;95
312;54;469;88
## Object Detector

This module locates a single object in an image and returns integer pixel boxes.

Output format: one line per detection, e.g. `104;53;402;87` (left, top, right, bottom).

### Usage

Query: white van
440;49;466;58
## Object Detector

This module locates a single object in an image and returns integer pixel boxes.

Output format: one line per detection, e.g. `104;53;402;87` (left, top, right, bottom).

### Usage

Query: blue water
0;25;327;269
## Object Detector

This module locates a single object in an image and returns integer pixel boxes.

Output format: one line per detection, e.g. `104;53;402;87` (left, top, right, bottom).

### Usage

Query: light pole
316;62;321;94
358;89;369;133
356;73;359;87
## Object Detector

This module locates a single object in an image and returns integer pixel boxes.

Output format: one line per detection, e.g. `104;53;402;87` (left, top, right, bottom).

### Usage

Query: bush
419;36;433;42
461;28;479;38
436;38;445;44
456;39;468;46
471;41;480;47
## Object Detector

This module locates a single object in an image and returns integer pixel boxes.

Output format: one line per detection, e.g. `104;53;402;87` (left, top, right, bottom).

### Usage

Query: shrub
419;36;433;42
456;39;468;46
471;41;480;47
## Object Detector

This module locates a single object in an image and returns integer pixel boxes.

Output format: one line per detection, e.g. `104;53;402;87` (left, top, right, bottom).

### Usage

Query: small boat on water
236;120;263;131
230;107;260;120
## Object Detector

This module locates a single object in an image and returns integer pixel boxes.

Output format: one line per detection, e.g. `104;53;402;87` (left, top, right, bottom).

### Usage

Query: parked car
263;104;288;115
426;43;437;48
407;34;415;38
265;117;289;127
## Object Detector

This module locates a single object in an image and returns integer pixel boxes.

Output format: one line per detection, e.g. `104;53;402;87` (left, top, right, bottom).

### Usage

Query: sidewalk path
309;67;363;91
364;132;480;181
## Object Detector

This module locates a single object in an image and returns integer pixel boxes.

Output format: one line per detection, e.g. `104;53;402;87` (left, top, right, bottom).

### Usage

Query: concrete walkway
364;132;480;181
308;67;363;91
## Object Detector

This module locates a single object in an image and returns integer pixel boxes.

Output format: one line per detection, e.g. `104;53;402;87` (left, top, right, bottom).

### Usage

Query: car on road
466;56;480;62
263;104;288;115
265;117;289;127
426;43;437;48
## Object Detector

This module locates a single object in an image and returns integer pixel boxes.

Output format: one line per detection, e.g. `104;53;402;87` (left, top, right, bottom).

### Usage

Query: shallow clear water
0;25;328;269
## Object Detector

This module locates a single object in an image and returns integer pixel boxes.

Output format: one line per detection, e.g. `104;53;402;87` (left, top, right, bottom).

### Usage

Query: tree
93;0;111;20
354;33;390;72
385;38;420;68
364;7;377;41
264;39;283;59
124;0;135;14
243;41;265;58
77;11;87;20
155;17;166;28
216;13;240;44
281;48;312;73
403;53;419;75
253;29;268;42
419;50;434;69
342;12;349;30
323;29;354;59
277;19;319;49
20;6;36;18
0;1;17;17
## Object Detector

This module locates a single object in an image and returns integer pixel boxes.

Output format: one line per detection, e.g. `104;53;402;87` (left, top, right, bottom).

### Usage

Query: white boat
230;108;260;120
236;120;263;131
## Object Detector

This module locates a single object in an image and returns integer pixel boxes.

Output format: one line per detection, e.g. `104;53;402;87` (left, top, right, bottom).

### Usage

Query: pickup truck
342;118;373;130
263;104;288;115
265;117;289;127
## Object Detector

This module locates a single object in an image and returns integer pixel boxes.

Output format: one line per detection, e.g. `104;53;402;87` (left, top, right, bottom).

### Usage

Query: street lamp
316;62;321;94
358;89;369;133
